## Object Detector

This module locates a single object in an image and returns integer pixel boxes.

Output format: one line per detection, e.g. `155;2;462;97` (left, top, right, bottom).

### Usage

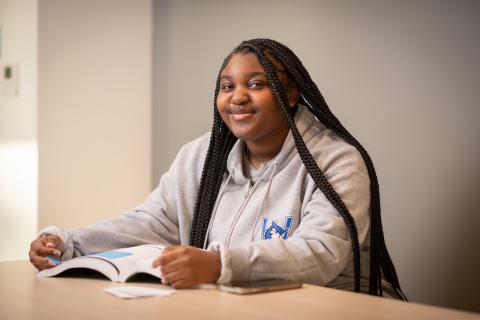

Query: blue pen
47;256;62;265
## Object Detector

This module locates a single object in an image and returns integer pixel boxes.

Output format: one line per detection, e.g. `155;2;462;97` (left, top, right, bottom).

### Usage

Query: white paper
104;285;175;299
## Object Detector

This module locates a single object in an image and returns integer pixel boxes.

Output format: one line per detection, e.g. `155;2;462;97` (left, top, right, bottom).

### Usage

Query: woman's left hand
152;245;221;289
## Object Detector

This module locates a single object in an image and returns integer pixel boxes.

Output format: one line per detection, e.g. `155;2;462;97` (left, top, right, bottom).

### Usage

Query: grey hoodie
40;105;386;293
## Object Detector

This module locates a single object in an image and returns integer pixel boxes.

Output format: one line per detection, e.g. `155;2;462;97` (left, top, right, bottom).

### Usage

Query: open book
37;244;164;282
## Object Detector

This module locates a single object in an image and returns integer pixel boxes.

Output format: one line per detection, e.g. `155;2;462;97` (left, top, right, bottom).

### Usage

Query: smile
228;107;256;121
230;113;255;121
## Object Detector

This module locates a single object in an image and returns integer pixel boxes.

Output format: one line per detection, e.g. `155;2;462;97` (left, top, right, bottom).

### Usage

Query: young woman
29;39;405;299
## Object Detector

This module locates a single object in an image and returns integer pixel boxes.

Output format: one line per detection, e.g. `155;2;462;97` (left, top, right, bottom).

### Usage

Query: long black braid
189;38;405;299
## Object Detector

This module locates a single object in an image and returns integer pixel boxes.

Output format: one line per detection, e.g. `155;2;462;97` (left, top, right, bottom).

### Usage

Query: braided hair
189;38;405;299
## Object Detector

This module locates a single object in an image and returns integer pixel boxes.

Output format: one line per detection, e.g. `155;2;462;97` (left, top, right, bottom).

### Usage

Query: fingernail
46;243;54;248
54;250;61;256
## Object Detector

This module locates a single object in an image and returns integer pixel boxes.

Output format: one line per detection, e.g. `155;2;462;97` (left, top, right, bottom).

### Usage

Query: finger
152;252;176;268
162;246;180;254
161;270;185;285
30;255;57;270
37;235;63;253
170;278;193;289
36;246;62;257
43;235;65;251
155;247;186;266
152;255;161;268
152;247;175;267
159;258;184;275
31;239;62;257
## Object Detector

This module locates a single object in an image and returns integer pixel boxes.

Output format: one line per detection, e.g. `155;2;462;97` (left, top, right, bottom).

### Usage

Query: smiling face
216;53;295;148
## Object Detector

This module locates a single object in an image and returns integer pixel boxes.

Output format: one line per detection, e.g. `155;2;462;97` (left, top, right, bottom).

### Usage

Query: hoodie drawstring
202;170;234;249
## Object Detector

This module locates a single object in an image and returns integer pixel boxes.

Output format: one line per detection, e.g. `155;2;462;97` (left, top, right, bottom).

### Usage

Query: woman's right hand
29;235;64;270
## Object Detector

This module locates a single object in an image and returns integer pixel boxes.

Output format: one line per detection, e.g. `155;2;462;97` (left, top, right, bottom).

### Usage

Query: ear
287;84;300;108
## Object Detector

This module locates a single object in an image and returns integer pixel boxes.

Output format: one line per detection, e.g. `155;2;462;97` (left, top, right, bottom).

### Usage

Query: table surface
0;261;478;320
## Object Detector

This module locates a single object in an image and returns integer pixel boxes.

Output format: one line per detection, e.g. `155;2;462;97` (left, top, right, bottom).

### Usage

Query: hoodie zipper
244;184;254;198
224;181;258;247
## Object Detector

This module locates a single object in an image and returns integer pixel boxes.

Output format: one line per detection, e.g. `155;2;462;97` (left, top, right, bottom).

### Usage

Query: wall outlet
0;62;19;98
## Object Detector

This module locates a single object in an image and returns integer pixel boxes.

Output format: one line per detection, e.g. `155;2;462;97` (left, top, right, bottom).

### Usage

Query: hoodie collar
226;104;319;185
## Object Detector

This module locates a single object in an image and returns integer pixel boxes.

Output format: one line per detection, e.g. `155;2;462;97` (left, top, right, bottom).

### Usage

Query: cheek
216;95;228;112
254;90;277;106
215;96;230;124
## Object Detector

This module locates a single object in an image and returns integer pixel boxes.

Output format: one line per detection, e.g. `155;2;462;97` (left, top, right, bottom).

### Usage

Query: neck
246;129;289;169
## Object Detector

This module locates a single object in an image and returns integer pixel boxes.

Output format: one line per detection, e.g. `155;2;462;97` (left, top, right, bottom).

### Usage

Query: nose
231;87;249;105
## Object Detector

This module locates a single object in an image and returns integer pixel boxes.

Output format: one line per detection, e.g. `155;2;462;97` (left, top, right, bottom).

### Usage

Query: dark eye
221;83;233;91
249;81;266;89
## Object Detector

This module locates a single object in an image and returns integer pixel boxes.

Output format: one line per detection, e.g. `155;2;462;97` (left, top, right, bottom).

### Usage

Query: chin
230;131;255;142
231;133;250;141
226;124;255;141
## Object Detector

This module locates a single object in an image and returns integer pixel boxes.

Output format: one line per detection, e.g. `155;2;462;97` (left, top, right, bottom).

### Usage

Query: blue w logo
261;216;293;240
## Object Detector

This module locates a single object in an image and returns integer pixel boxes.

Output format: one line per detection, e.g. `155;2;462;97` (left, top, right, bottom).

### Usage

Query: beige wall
0;0;38;261
153;0;480;312
38;0;153;229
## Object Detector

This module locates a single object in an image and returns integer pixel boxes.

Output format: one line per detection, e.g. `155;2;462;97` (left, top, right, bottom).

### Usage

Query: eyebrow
220;71;266;80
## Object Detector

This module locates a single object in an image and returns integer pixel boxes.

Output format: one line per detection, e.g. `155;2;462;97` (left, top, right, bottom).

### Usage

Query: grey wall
153;0;480;312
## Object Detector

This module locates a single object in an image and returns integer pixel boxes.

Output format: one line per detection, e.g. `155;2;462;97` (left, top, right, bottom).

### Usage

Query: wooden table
0;261;478;320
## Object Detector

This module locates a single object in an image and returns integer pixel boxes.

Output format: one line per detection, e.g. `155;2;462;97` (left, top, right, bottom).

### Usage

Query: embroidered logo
261;216;293;240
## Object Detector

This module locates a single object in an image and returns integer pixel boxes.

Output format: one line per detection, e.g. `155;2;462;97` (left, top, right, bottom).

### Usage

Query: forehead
221;53;265;76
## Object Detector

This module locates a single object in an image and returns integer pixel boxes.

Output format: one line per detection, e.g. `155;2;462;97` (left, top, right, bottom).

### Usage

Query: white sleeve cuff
206;241;232;284
37;225;74;261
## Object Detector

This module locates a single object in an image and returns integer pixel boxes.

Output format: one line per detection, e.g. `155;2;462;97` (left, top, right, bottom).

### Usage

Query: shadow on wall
400;160;480;312
441;178;480;312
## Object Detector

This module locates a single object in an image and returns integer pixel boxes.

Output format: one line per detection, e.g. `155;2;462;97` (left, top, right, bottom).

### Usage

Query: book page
37;244;164;282
91;245;163;282
37;255;119;281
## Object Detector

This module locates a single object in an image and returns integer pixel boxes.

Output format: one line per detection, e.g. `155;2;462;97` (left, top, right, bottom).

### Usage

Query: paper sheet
104;285;175;299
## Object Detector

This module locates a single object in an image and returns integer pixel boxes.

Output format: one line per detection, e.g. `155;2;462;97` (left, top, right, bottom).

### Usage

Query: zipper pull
244;184;254;198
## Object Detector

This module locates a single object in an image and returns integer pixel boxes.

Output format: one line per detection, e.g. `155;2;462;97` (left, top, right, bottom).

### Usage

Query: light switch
0;62;19;98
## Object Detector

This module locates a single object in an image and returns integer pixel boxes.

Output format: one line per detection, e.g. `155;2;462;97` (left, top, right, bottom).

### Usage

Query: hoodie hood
226;104;322;185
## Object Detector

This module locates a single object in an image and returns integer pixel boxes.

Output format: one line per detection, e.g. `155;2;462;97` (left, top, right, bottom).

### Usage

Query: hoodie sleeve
38;156;181;261
38;132;211;261
216;147;371;286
